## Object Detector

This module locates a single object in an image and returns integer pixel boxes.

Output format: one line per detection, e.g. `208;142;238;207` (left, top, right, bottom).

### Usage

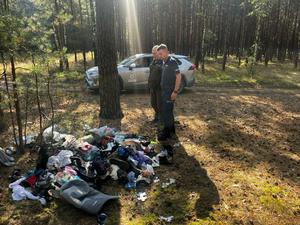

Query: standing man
157;44;182;141
148;45;163;123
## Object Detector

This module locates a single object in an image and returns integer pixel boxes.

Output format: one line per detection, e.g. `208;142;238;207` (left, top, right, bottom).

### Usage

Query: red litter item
25;175;38;186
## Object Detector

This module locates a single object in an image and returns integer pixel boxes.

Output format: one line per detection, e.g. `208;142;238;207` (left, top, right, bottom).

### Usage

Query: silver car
84;53;196;93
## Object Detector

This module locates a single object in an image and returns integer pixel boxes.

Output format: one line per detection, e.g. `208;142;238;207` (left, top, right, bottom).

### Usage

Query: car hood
86;65;125;78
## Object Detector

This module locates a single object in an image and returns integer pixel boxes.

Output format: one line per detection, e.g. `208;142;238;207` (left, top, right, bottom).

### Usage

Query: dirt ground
0;81;300;224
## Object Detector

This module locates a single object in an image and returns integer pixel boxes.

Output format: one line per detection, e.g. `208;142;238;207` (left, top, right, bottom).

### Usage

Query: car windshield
119;55;136;66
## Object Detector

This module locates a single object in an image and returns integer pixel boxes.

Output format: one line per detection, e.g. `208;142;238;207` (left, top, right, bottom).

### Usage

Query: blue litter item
125;171;136;189
117;147;126;157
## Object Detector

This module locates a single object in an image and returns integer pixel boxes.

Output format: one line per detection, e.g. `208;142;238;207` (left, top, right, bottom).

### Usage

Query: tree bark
1;56;17;146
95;0;123;119
74;51;78;62
0;92;5;132
10;55;24;152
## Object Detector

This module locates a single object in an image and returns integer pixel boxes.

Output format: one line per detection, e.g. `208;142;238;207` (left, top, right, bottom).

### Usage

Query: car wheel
178;77;186;94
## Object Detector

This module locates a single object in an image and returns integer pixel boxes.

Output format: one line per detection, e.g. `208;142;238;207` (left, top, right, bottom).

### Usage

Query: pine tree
95;0;123;119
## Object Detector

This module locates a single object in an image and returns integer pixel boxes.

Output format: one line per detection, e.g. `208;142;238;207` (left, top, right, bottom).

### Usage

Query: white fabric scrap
162;178;176;189
9;177;46;205
47;150;73;170
159;216;174;223
137;192;147;202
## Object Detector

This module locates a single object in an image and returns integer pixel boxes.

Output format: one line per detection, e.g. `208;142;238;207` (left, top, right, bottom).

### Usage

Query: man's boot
151;113;159;123
170;125;176;135
158;127;171;141
169;125;177;139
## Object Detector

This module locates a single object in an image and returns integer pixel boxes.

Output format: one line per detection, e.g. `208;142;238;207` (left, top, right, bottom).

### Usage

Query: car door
131;56;152;89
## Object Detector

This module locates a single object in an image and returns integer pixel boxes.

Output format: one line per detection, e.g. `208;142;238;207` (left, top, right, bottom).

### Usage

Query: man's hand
171;91;177;101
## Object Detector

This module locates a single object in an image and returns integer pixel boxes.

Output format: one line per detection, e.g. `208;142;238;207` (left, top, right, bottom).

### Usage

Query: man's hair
157;44;168;51
152;45;159;51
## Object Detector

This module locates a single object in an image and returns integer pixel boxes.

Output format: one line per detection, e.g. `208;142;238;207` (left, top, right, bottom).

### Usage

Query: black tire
178;77;186;94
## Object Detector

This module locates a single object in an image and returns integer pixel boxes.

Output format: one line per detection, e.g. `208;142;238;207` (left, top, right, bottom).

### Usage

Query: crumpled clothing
54;167;80;185
64;166;77;176
141;164;154;177
43;125;66;143
89;126;116;139
35;172;54;189
43;125;57;140
116;146;128;158
78;142;93;151
78;143;100;161
62;135;78;149
24;175;38;187
110;164;120;180
136;164;155;185
47;150;74;170
132;151;153;167
78;134;94;144
9;177;46;205
91;158;110;178
113;134;126;143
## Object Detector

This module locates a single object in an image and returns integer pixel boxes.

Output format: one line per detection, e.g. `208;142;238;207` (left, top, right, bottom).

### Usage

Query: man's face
152;48;158;59
158;49;168;61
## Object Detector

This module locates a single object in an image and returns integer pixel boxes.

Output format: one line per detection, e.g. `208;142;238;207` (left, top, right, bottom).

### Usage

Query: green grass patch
259;185;288;213
54;71;82;82
196;58;300;88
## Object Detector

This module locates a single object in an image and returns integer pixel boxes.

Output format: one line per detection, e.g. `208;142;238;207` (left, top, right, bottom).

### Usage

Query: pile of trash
4;125;176;223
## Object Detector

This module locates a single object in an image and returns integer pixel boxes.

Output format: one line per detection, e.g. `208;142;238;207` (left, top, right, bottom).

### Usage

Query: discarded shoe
97;213;107;225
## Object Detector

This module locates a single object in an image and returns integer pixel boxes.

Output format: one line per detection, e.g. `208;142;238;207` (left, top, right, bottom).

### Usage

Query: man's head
157;44;169;61
152;45;159;59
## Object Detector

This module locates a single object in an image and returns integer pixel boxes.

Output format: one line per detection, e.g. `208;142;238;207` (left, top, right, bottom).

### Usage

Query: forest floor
0;58;300;225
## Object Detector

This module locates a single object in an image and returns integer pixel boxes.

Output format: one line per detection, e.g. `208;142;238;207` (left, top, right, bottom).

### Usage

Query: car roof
135;53;188;58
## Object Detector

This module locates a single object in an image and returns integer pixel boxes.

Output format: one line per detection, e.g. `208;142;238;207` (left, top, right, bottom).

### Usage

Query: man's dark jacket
148;59;163;89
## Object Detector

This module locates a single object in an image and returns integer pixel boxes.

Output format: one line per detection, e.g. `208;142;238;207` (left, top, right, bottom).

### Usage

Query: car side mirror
129;63;136;70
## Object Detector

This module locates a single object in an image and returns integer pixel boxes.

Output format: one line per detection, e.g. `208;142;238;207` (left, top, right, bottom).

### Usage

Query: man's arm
171;72;181;101
174;72;181;92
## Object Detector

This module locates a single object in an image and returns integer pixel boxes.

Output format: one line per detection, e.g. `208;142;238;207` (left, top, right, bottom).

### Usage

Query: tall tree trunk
254;16;261;62
2;57;17;146
89;0;97;64
194;0;202;69
222;0;230;71
0;92;5;132
79;0;87;70
201;22;206;73
54;0;66;72
10;54;24;152
95;0;123;119
83;51;87;71
32;59;43;144
74;51;78;62
294;4;300;68
47;64;55;147
23;84;29;145
238;5;245;67
200;1;206;73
